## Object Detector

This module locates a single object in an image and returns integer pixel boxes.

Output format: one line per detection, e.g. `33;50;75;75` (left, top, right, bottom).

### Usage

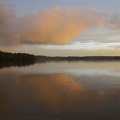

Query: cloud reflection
1;71;119;120
0;73;104;113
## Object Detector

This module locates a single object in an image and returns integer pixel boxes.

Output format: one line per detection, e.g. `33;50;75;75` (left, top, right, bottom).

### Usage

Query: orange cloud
0;1;107;49
17;7;105;45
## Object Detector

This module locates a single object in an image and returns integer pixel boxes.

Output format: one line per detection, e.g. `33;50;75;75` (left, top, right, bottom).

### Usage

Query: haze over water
0;61;120;120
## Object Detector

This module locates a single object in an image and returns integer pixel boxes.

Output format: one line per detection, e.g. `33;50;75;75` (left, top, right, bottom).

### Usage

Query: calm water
0;61;120;120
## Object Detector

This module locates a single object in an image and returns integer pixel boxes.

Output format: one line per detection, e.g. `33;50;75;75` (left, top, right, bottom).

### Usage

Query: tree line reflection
1;50;120;69
0;51;36;68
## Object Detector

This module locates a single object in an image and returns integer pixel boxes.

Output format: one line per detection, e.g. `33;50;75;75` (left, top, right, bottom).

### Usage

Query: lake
0;61;120;120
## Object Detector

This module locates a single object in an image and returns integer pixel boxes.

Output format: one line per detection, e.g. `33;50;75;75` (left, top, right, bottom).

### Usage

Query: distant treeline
1;50;120;68
37;56;120;62
0;51;36;68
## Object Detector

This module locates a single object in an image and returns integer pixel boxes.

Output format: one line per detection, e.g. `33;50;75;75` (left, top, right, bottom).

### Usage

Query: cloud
3;0;120;50
0;1;17;47
17;7;105;45
0;1;106;48
108;14;120;29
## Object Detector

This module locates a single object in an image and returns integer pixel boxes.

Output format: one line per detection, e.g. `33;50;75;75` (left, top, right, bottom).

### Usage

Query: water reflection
0;60;35;69
12;61;120;77
0;65;120;119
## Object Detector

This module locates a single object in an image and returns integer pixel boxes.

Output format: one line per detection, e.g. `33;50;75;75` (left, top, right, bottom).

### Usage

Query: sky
1;0;120;56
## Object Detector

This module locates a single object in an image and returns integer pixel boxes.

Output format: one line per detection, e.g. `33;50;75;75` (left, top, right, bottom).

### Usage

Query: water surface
0;61;120;120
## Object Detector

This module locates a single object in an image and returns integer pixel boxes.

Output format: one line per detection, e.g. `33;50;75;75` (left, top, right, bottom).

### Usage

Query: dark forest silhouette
1;51;120;68
0;51;36;68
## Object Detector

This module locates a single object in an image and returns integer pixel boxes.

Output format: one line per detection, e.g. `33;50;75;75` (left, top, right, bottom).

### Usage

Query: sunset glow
1;0;120;56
